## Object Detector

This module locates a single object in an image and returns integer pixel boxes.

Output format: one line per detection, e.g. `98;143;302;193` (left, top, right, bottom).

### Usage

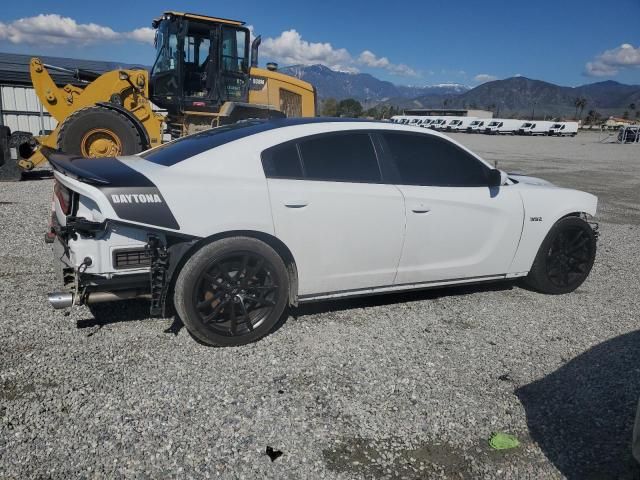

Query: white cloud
127;27;155;45
261;29;354;72
585;43;640;77
0;14;419;76
261;30;417;76
474;73;498;83
0;14;154;46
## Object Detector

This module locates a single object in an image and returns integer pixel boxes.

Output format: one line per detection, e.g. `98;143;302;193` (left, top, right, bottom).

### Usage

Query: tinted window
381;132;489;187
298;133;381;183
141;120;267;166
262;143;303;178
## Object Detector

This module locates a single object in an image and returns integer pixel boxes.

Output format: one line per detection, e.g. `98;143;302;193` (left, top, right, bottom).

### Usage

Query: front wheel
524;216;597;294
174;237;290;346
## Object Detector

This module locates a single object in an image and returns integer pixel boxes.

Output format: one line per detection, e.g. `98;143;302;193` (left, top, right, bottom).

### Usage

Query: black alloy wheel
525;216;597;294
174;237;290;346
193;252;279;336
545;226;593;289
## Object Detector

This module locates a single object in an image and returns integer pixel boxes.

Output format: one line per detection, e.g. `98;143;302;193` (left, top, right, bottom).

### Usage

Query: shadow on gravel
516;329;640;479
292;281;516;318
21;170;53;181
79;300;160;327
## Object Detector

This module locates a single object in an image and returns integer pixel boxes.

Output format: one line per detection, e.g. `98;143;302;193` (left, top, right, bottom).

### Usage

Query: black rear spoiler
41;146;154;188
41;146;111;185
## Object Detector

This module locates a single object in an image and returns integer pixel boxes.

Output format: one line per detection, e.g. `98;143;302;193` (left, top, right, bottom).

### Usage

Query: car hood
509;174;555;187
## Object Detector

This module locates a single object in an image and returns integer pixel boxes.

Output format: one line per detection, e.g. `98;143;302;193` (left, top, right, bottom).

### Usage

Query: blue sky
1;0;639;87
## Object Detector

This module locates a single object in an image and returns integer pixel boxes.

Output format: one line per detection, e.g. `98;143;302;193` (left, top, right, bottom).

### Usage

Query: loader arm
22;58;164;170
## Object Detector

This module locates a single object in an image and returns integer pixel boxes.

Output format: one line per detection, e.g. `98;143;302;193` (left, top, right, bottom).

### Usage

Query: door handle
284;200;309;208
411;207;431;213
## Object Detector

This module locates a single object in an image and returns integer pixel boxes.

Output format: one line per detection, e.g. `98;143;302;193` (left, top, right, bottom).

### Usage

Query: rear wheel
57;106;145;157
524;216;597;294
174;237;289;346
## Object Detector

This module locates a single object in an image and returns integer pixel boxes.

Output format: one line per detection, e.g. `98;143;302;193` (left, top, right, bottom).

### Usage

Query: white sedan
45;118;598;346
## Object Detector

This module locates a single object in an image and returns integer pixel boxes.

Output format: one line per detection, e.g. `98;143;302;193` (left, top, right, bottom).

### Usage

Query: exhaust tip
48;291;73;309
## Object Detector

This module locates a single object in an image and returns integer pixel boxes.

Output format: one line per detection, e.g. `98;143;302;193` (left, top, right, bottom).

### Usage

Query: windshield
522;123;532;128
488;121;499;127
450;120;461;125
470;121;480;126
552;124;562;128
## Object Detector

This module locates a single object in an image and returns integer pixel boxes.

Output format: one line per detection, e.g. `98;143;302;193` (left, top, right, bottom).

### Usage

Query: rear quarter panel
509;185;598;273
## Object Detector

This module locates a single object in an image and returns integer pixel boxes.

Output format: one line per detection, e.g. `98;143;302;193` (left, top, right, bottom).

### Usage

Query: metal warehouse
0;52;147;136
403;108;493;118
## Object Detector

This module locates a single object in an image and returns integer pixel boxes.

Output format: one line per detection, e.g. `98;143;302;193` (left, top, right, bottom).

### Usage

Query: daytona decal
111;193;162;204
103;186;180;230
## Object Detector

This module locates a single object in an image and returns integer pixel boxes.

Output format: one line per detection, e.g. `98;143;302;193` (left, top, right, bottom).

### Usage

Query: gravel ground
1;132;639;479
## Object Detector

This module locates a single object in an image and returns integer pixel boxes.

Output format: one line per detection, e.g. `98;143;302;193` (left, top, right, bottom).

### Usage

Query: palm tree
574;97;587;120
578;98;587;121
574;97;581;120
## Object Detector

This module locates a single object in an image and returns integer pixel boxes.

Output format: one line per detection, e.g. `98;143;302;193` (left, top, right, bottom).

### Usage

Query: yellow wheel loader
0;11;316;181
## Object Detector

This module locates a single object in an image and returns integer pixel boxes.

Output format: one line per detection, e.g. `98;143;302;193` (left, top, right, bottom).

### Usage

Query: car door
377;131;524;285
263;131;405;297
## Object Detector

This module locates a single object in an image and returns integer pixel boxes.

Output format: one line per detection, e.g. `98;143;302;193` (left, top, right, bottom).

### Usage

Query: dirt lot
1;131;639;479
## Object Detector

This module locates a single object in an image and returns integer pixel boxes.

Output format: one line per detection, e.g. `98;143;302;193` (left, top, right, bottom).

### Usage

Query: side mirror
488;168;504;187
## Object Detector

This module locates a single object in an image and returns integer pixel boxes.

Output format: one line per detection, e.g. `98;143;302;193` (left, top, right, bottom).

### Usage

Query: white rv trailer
484;119;524;135
549;122;578;136
517;121;554;136
446;117;478;132
467;119;490;132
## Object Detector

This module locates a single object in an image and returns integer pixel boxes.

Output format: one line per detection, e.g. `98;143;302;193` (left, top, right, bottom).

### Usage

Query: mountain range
279;64;640;118
280;64;470;102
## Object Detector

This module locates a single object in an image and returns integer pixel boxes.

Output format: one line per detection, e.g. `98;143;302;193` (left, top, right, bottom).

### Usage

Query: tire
57;105;145;157
524;216;597;294
9;131;37;159
174;237;290;346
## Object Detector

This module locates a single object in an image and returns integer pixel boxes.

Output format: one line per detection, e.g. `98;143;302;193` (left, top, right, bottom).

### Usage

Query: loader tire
57;106;145;158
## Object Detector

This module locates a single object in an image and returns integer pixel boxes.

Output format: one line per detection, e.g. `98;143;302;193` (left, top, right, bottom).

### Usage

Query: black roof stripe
140;117;389;166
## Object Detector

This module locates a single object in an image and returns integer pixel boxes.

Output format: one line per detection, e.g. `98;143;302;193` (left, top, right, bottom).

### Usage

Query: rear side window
298;133;381;183
380;132;489;187
262;142;303;178
141;120;271;166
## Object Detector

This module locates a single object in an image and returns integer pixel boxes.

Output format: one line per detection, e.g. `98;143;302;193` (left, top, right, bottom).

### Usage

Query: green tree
585;110;601;125
321;98;338;117
337;98;363;118
364;107;380;119
623;111;630;119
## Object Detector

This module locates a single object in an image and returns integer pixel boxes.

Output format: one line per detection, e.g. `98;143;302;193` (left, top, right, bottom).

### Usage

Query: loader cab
150;12;251;114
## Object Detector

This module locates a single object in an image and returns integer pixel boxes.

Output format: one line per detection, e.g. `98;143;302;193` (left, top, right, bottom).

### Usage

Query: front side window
380;132;489;187
298;133;381;183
